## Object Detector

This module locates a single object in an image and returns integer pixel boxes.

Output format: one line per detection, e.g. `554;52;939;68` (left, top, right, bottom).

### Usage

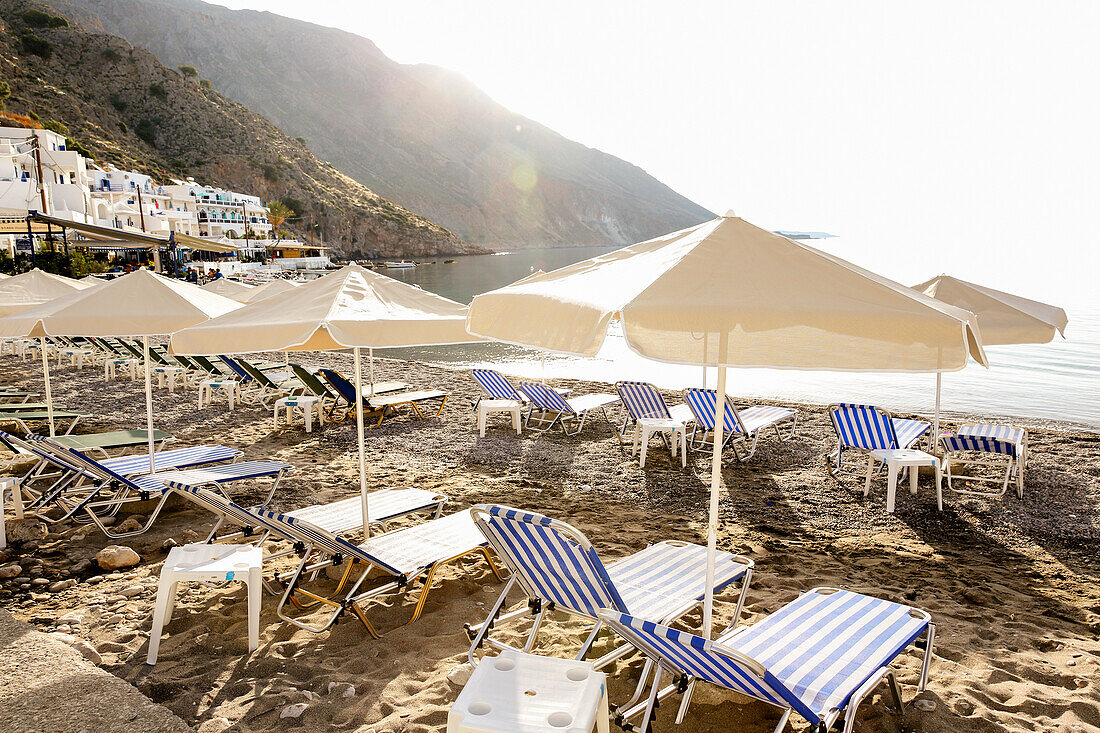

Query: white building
161;180;271;240
0;126;91;221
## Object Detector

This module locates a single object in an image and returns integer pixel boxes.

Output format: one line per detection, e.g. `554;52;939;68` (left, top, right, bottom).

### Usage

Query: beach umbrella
170;264;479;534
79;275;106;288
34;270;241;471
0;286;98;436
0;268;92;317
0;272;95;436
913;274;1068;440
240;279;299;303
467;212;987;637
0;273;10;279
201;278;257;301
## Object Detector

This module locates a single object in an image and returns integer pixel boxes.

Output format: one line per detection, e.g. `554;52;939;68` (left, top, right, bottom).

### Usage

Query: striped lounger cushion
738;405;796;434
284;488;444;534
472;370;522;401
355;509;486;577
605;541;749;622
721;588;928;719
892;418;931;449
604;587;929;725
99;445;239;476
131;461;290;494
618;381;672;420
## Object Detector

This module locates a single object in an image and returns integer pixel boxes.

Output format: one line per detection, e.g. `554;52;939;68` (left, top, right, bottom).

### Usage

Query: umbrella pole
934;372;942;445
143;336;155;473
354;347;370;536
703;333;728;639
40;337;55;437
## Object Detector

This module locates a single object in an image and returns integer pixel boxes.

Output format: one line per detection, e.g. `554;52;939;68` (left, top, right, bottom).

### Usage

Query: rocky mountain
52;0;715;247
0;0;479;258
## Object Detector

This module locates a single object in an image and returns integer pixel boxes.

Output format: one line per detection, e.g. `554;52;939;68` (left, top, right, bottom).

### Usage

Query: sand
1;347;1098;732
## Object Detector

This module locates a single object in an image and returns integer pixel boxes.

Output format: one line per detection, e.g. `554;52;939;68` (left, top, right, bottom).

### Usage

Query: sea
371;246;1099;430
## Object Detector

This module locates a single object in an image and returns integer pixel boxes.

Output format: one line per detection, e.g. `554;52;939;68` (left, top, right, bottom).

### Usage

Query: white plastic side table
449;650;610;733
477;399;523;437
199;379;239;410
274;395;324;432
632;417;687;468
866;448;942;513
155;367;186;393
147;543;262;665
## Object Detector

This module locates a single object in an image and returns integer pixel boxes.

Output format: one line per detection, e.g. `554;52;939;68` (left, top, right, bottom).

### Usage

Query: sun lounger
24;435;292;537
174;483;446;568
517;382;620;435
601;587;935;733
939;423;1027;499
7;431;240;513
203;499;501;637
318;368;446;427
617;381;696;465
466;504;753;669
0;410;88;434
683;388;797;461
828;403;931;477
233;357;304;405
0;391;40;403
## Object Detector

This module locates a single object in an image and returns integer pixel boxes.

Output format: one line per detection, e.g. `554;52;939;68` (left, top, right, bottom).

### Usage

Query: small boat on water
444;259;455;264
385;261;416;269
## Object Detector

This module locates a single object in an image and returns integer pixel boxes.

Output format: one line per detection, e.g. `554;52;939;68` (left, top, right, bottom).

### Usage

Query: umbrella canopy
0;269;93;317
0;273;9;279
201;278;257;301
79;275;106;288
912;274;1067;345
172;264;475;354
240;279;299;303
467;212;989;639
39;270;242;470
468;215;987;372
41;269;240;337
171;263;480;533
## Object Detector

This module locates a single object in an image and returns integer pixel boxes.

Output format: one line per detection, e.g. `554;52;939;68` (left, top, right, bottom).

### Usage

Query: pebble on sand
96;546;141;571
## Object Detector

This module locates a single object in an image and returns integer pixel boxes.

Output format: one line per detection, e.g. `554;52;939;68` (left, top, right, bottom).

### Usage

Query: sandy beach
2;350;1098;732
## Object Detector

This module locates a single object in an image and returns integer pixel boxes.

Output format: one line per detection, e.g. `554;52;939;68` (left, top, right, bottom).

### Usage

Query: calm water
376;247;1100;429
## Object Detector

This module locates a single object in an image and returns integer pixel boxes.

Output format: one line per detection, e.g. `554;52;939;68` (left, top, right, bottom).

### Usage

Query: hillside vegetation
55;0;715;247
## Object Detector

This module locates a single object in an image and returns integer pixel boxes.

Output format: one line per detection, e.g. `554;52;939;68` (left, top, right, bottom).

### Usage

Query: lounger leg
466;576;518;665
247;565;261;653
524;605;547;652
864;454;875;497
575;621;603;661
770;708;792;733
638;667;662;733
919;623;935;691
639;428;649;468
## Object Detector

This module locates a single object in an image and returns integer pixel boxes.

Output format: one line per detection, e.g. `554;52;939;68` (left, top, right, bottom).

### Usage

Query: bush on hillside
22;10;68;28
65;137;92;158
178;65;198;78
109;93;127;112
148;82;167;99
20;32;52;59
198;79;212;90
101;48;122;62
135;118;156;146
0;81;10;110
42;119;67;135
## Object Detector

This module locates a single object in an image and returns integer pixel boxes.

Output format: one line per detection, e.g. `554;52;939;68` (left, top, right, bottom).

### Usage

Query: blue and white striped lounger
517;382;620;435
940;424;1027;499
466;504;753;669
24;435;291;537
225;504;502;637
601;587;935;733
828;404;931;477
684;388;797;461
9;432;240;513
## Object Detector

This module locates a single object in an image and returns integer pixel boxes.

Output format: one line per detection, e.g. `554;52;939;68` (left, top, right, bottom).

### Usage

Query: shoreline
1;351;1097;732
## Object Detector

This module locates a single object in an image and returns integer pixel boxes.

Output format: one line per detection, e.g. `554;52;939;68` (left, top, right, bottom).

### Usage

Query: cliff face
52;0;715;248
0;0;482;258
